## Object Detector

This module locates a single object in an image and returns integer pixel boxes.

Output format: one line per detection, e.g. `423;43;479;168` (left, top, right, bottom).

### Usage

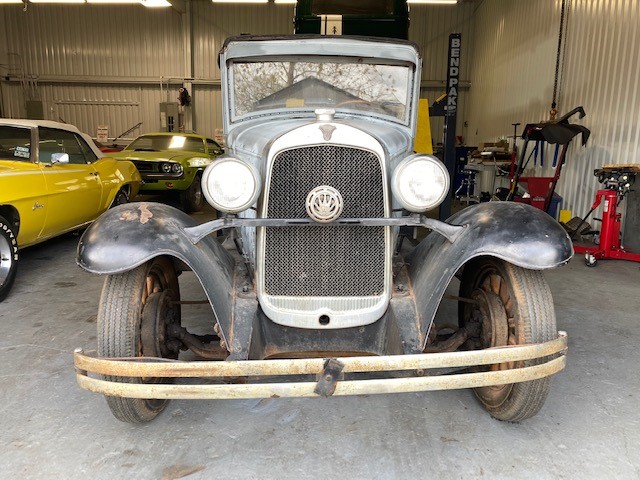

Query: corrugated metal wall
0;1;473;145
467;0;640;217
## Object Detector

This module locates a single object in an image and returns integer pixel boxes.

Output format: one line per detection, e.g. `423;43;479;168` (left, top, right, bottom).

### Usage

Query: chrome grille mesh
265;145;385;297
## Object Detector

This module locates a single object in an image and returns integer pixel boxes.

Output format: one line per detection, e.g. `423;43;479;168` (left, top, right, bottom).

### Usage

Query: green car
114;132;224;212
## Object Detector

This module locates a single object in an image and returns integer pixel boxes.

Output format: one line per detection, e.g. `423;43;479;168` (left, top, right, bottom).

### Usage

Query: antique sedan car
0;119;140;302
74;35;570;424
111;132;224;212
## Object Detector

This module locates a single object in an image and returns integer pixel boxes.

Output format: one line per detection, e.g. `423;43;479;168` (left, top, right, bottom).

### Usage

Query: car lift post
439;33;461;221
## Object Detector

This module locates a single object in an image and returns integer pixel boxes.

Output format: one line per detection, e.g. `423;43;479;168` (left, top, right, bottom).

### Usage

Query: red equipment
508;107;590;214
573;168;640;266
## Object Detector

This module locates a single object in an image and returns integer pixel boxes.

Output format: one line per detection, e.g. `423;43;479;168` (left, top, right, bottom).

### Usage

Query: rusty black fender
408;202;573;348
77;202;236;345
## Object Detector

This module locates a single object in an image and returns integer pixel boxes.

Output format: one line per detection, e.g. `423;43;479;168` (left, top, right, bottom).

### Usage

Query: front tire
111;188;129;208
97;256;181;423
0;215;19;303
459;257;556;422
179;172;204;213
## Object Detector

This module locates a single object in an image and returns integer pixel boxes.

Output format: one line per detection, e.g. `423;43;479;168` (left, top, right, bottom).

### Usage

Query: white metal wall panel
1;2;473;145
1;5;185;78
192;3;294;79
467;0;640;218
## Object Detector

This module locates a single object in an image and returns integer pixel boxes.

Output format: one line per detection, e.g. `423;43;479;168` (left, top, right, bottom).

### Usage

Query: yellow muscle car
0;119;141;302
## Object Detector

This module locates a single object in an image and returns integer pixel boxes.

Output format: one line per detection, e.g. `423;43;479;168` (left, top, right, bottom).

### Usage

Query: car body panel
0;119;141;249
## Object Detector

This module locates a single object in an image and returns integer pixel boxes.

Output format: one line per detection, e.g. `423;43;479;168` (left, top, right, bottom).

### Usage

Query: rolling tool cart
507;107;590;214
571;165;640;267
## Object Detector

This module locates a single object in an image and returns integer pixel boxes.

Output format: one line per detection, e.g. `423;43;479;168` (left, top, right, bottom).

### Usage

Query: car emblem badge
319;125;336;141
306;186;343;223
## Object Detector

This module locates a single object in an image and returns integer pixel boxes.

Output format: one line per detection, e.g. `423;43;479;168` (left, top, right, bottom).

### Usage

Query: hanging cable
550;0;567;121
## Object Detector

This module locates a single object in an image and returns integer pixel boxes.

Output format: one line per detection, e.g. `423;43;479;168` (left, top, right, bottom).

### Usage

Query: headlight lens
391;155;450;212
202;157;260;213
171;163;183;174
160;162;172;173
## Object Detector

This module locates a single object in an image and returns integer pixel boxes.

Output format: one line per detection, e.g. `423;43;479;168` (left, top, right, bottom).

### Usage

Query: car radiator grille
132;161;155;172
265;145;385;297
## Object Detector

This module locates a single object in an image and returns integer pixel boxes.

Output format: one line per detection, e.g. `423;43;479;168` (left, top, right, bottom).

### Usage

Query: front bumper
74;332;567;400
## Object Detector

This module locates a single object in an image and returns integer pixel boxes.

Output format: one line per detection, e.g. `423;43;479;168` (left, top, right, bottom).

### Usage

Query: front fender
408;202;573;348
77;202;236;343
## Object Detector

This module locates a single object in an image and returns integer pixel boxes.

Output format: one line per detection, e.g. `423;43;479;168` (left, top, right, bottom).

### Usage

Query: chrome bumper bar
74;332;567;400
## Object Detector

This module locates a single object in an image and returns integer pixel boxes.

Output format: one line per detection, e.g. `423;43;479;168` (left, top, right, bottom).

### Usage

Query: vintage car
111;132;224;212
0;119;141;302
74;35;570;424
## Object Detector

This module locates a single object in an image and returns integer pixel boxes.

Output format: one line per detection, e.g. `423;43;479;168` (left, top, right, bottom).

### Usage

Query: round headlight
202;158;260;213
160;162;172;173
171;163;183;174
391;154;450;212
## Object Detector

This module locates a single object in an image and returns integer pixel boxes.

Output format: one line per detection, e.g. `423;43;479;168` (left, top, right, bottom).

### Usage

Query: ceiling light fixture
29;0;86;3
0;0;23;4
408;0;458;4
140;0;171;6
274;0;296;4
87;0;139;3
211;0;268;4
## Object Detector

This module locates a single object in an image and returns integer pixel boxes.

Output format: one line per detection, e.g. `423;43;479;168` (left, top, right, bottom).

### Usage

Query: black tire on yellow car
0;215;19;303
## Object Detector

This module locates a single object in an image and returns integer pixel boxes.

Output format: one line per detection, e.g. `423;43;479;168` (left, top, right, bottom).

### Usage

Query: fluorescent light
30;0;85;3
274;0;296;3
408;0;458;4
140;0;170;6
0;0;23;4
87;0;139;3
212;0;268;3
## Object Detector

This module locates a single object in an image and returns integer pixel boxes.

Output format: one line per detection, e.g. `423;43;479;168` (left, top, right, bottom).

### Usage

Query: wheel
97;256;181;423
179;172;204;213
585;253;597;267
458;257;556;422
111;188;129;208
0;215;19;303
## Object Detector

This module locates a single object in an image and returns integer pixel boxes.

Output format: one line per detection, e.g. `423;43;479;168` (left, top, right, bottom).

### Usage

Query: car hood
227;116;412;160
111;151;192;163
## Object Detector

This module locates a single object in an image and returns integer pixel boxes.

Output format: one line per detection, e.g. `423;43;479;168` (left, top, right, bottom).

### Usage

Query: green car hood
112;150;204;164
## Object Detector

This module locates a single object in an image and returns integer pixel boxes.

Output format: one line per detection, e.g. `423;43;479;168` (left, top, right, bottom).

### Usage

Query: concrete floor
1;203;639;480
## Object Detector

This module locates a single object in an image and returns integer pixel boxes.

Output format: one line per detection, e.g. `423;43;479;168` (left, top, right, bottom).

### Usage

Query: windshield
231;59;412;123
0;126;32;161
125;135;205;153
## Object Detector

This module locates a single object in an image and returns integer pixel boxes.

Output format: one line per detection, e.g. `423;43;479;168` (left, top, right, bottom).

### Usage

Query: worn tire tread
97;261;170;423
461;258;557;422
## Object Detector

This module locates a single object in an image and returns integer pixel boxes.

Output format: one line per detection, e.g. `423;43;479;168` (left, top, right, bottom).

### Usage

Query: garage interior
1;0;639;479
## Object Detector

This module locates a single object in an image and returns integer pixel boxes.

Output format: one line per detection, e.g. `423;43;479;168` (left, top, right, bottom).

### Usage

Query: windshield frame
220;36;422;134
228;55;415;126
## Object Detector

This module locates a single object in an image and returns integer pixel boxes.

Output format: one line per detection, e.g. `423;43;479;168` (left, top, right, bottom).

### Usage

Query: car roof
0;119;83;134
0;118;103;158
